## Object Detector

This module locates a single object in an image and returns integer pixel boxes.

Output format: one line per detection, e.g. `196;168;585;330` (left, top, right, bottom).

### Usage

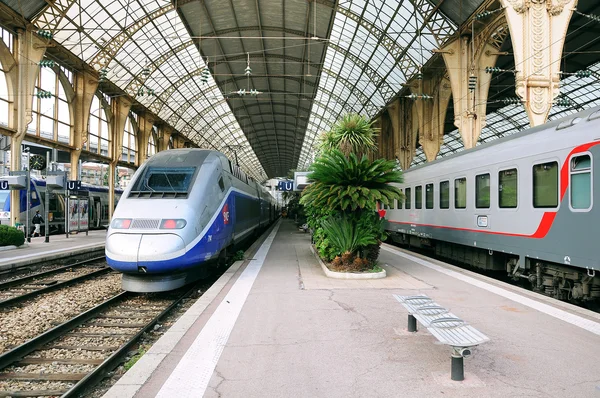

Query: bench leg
451;355;464;381
407;314;417;332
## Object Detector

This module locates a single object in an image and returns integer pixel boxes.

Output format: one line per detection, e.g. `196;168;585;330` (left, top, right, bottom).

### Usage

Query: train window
570;154;591;210
425;183;433;209
405;188;411;209
398;190;403;209
499;169;518;208
415;186;422;209
475;174;490;208
455;178;466;209
439;181;449;209
389;197;395;210
533;161;558;208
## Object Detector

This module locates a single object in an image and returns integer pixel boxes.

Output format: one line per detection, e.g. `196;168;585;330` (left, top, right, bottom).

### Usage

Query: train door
89;196;101;228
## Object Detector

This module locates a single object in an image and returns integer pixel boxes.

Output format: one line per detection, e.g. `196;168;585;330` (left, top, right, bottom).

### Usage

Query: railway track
0;257;109;308
0;287;195;397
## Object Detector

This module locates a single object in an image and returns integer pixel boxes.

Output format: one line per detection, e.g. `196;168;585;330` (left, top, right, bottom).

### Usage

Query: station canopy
14;0;465;179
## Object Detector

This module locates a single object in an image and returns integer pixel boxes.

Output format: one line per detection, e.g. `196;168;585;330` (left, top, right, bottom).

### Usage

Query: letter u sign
0;180;8;190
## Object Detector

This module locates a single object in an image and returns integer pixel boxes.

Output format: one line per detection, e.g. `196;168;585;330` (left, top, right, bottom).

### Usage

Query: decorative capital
547;0;570;16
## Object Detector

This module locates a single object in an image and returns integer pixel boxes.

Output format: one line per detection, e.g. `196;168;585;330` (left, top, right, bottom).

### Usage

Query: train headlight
111;218;132;229
160;219;187;229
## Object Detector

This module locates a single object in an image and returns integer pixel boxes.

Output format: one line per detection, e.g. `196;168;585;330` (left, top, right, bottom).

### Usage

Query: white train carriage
385;106;600;302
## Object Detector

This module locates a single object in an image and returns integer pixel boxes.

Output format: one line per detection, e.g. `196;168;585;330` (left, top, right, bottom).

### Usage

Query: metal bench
392;294;489;381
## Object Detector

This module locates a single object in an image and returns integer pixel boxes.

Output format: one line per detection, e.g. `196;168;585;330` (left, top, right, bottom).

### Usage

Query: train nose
106;233;186;272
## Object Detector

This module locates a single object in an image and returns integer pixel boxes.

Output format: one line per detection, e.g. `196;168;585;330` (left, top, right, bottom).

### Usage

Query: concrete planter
310;245;386;279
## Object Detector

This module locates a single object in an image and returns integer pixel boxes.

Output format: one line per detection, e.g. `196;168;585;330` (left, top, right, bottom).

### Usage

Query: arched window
168;135;174;150
147;125;157;157
122;115;136;163
0;63;8;127
87;95;110;157
29;64;72;143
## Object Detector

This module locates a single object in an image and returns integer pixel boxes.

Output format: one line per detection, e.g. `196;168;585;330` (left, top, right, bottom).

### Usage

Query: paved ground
0;230;106;270
108;220;600;397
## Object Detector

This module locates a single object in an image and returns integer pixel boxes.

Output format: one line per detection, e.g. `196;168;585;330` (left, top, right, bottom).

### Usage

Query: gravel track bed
0;267;99;296
30;348;106;360
74;326;137;335
0;380;73;395
2;362;97;374
0;273;121;353
0;260;106;284
55;335;130;347
91;317;149;325
86;287;212;398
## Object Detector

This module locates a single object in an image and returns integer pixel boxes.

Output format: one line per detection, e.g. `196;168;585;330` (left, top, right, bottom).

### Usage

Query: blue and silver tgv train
106;149;279;292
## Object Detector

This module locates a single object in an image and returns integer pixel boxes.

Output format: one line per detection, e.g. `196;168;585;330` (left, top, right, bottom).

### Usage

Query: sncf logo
222;203;230;225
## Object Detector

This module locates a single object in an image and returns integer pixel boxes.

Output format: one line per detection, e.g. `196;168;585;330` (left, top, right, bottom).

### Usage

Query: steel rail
0;291;130;369
64;285;198;398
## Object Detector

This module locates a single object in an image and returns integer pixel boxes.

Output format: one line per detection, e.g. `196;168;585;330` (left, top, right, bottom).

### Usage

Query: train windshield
131;167;196;193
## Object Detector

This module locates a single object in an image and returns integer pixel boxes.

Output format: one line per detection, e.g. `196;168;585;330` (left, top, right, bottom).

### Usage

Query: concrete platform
104;219;600;398
0;230;106;271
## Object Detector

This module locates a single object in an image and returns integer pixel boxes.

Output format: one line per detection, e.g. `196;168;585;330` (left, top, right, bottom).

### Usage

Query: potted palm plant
301;114;403;273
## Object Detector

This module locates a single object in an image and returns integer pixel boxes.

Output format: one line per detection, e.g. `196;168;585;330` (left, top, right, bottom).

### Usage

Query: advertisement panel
79;199;89;231
68;198;78;232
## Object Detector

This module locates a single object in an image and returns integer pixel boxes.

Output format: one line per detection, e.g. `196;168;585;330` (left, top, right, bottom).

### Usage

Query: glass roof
410;61;600;167
34;0;267;181
298;0;455;169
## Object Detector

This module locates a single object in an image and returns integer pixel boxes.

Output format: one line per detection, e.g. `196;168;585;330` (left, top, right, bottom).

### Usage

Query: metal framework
32;0;458;178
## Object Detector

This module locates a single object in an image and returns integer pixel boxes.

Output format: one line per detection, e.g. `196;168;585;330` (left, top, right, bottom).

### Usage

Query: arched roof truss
34;0;457;178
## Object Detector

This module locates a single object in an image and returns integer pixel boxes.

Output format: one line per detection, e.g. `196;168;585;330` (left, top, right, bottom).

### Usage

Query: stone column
388;98;418;171
413;75;452;162
441;33;498;149
137;114;155;166
11;29;46;226
108;97;132;220
71;70;99;180
158;125;174;152
500;0;576;126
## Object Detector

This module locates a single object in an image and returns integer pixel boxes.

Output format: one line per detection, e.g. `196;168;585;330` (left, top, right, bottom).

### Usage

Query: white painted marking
382;245;600;336
156;221;281;398
0;242;104;262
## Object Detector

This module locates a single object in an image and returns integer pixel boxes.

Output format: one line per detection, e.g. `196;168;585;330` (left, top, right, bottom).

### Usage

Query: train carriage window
475;174;490;208
439;181;449;209
533;161;558;208
389;198;395;210
398;190;403;209
455;178;467;209
415;186;422;209
425;184;434;209
405;188;411;209
570;154;592;210
499;169;518;208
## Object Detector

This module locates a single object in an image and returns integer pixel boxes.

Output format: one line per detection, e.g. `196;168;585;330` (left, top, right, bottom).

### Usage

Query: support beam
158;126;174;152
108;97;132;221
412;75;452;162
136;114;155;166
11;29;46;226
388;98;418;171
441;30;501;149
71;71;99;180
500;0;577;126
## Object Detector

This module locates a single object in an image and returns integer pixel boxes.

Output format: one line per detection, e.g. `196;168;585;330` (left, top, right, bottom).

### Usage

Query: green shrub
0;225;24;247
